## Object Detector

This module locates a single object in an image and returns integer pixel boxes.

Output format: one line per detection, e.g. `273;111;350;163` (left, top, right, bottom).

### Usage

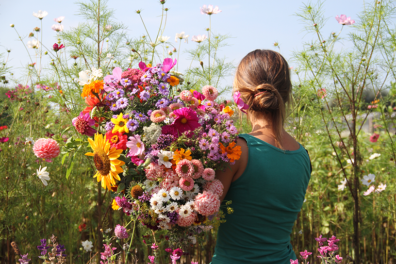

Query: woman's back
211;133;311;264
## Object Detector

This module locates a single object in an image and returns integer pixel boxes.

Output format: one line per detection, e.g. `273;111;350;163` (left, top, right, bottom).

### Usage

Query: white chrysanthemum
150;196;163;209
37;166;50;186
81;240;93;252
185;200;195;211
158;222;170;230
369;153;381;160
155;207;167;215
166;202;178;212
158;214;171;223
158;189;170;202
191;184;200;194
169;187;183;200
158;150;174;168
361;174;375;187
144;180;157;191
179;205;192;218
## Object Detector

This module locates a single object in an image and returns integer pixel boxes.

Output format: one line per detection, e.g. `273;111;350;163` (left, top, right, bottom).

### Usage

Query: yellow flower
173;148;192;164
112;199;120;210
85;133;125;190
222;106;234;117
167;76;179;86
81;80;103;98
111;113;129;134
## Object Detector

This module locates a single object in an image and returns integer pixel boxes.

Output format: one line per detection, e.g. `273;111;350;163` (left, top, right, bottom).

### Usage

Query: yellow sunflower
85;133;125;190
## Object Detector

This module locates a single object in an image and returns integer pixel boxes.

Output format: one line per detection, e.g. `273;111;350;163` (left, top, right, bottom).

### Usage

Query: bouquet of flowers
74;57;241;242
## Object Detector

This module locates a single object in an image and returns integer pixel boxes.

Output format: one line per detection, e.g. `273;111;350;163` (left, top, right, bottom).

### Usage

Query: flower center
113;104;116;107
174;191;179;196
163;156;169;162
162;193;167;198
208;102;212;106
368;179;371;183
111;135;119;143
124;80;128;83
136;142;141;148
193;164;198;173
75;119;89;134
209;89;213;95
155;113;162;118
190;100;195;104
181;118;187;124
181;165;189;173
118;121;125;127
153;201;158;206
183;210;189;214
93;150;111;176
184;181;190;186
117;91;120;94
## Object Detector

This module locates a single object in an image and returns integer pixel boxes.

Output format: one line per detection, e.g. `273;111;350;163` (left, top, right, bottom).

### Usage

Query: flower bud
7;50;11;53
10;24;14;28
29;32;34;38
200;61;204;67
77;40;81;44
165;8;169;11
160;0;166;4
136;10;141;14
313;23;317;27
44;51;48;55
34;27;40;32
168;51;173;55
274;42;278;47
142;35;146;39
173;47;177;52
206;28;210;31
126;42;130;45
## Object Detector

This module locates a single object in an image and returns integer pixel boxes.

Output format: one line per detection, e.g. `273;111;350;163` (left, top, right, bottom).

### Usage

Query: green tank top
211;134;311;264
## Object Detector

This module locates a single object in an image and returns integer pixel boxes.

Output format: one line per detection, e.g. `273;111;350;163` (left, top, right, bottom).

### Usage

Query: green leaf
61;153;69;165
117;183;125;192
66;161;75;180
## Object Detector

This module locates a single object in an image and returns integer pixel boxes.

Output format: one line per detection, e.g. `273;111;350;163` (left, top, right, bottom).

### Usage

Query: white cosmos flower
78;69;91;86
191;35;207;43
105;228;112;233
166;202;178;212
200;5;222;15
169;187;183;200
107;53;113;58
158;150;174;168
158;189;170;202
81;240;93;252
375;183;386;193
179;205;192;218
369;153;381;160
27;40;40;49
157;36;170;43
338;178;347;191
54;16;65;23
33;10;48;19
37;166;50;186
361;173;375;187
175;32;189;43
25;137;35;145
51;24;64;32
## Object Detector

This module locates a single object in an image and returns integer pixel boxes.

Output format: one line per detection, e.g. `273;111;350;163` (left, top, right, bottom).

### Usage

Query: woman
211;49;311;263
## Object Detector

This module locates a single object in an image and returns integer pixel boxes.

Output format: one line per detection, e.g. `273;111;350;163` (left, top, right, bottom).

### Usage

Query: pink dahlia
204;179;224;197
179;90;192;101
370;133;380;143
150;110;166;123
202;168;215;181
179;177;194;191
121;68;143;84
33;138;60;160
175;159;194;178
177;211;196;227
114;224;129;239
202;85;218;101
145;162;163;180
172;107;200;134
191;159;204;179
194;191;220;216
72;112;97;136
169;103;183;111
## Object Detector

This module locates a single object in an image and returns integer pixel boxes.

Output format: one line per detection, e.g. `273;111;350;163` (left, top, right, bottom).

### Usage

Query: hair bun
251;83;284;111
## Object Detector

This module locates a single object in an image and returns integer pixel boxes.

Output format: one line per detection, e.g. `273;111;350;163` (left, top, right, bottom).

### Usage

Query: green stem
152;5;164;64
177;40;182;71
208;15;211;85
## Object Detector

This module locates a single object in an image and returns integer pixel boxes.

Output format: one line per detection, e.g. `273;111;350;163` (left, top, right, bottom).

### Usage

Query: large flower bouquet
74;58;241;242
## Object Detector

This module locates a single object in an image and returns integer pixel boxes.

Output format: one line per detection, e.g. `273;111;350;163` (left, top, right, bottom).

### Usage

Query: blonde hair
234;49;292;148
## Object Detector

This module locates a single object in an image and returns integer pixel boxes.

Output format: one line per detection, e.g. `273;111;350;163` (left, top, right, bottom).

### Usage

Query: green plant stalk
208;15;211;85
152;5;165;63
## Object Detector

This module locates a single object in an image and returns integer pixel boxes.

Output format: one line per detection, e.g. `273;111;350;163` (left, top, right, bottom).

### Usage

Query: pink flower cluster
194;191;221;216
33;138;60;160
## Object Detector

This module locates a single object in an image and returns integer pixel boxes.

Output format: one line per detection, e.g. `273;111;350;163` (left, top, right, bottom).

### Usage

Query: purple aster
156;98;169;108
106;93;116;101
221;132;230;143
56;244;66;257
138;192;152;202
150;79;159;85
131;88;139;95
225;120;233;128
110;102;119;111
147;110;153;116
134;112;148;122
37;239;50;256
123;114;130;119
167;211;179;224
208;152;220;161
208;128;219;138
116;97;129;109
212;136;220;144
209;143;218;153
139;90;150;101
199;138;209;150
105;121;115;131
161;73;171;82
113;89;125;99
127;119;139;132
121;78;132;87
140;72;152;82
229;125;238;135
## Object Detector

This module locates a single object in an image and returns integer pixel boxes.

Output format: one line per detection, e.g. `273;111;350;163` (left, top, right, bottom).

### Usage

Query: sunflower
85;133;125;190
81;80;104;98
219;142;242;163
173;148;192;164
167;76;180;86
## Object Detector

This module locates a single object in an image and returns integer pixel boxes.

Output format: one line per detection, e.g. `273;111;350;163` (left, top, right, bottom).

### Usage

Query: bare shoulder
282;131;301;151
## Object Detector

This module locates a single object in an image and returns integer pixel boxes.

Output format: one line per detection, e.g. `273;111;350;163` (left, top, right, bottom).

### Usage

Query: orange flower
81;80;104;98
222;106;234;117
167;76;179;86
219;142;242;163
173;148;192;164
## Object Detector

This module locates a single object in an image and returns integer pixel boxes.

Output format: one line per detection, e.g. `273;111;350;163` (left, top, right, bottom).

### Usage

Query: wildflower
37;166;50;186
162;58;177;72
191;159;204;179
126;135;145;156
180;90;193;101
222;106;234;117
126;119;139;132
194;191;220;216
19;254;31;264
10;24;14;27
158;36;170;43
200;5;222;15
363;185;375;196
202;85;218;101
233;91;249;113
369;133;380;142
116;98;129;109
219;142;242;163
51;24;64;32
33;10;48;19
85;133;125;190
27;40;40;49
114;225;129;239
335;255;343;263
81;240;93;252
375;183;386;193
171;107;200;134
202;168;215;181
317;88;327;99
335;14;355;25
53;43;65;52
158;150;174;168
361;173;375;186
78;223;87;232
173;148;192;164
104;25;112;31
315;235;327;246
167;76;180;86
191;35;208;43
175;32;189;43
204;179;223;197
54;16;65;23
170;187;183;200
338;178;347;191
139;90;150;101
148;256;155;264
179;177;194;191
170;254;181;264
105;228;112;233
179;205;193;218
37;239;50;255
290;260;298;264
100;244;117;263
369;153;381;160
0;137;10;143
81;80;104;98
176;159;194;178
33;138;60;160
112;199;120;210
105;131;127;150
111;113;129;134
150;110;166;123
72;112;97;137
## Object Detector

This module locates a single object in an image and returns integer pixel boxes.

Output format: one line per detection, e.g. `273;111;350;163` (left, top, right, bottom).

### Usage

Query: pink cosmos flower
33;138;60;160
150;110;166;123
194;191;220;216
104;67;122;92
202;168;215;181
204;179;224;197
363;185;375;196
72;112;97;136
370;133;380;142
233;91;249;113
200;5;222;15
202;85;218;101
175;159;194;178
290;260;299;264
54;16;65;23
172;107;200;134
300;250;312;260
51;24;64;32
162;58;177;72
127;135;145;156
53;43;65;52
191;159;204;179
179;177;194;191
335;14;355;25
193;90;205;101
0;137;9;143
114;224;129;239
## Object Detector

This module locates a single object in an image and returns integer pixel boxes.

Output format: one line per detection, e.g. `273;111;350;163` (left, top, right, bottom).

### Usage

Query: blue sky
0;0;364;92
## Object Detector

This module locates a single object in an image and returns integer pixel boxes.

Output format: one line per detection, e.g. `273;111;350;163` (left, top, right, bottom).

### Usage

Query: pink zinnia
177;211;196;227
179;90;192;101
191;159;204;179
172;107;200;134
169;103;183;111
127;135;145;156
175;159;194;178
33;138;60;160
150;110;166;123
202;168;215;181
204;179;224;197
202;85;218;101
160;106;171;115
72;112;97;136
145;162;163;180
179;177;194;191
370;133;380;143
194;191;220;216
187;97;199;108
114;224;129;239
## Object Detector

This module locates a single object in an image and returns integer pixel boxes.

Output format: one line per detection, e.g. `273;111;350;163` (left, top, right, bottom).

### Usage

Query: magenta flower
172;248;183;257
170;254;180;264
165;248;173;253
72;112;97;136
126;135;145;156
148;256;155;264
299;250;312;260
114;224;128;239
162;58;177;72
151;243;159;250
290;260;298;264
138;61;149;71
233;91;249;113
53;43;65;52
335;14;355;25
370;133;380;143
130;155;144;166
193;90;205;101
335;255;343;263
315;235;327;246
100;243;117;264
171;107;200;134
317;88;327;99
0;137;9;143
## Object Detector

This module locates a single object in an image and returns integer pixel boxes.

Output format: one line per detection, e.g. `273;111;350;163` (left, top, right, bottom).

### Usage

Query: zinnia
194;191;220;216
191;159;204;179
105;131;127;150
150;110;166;123
175;159;194;178
72;112;97;136
369;133;380;143
202;168;215;181
204;179;224;197
179;177;194;191
202;85;218;101
33;138;60;160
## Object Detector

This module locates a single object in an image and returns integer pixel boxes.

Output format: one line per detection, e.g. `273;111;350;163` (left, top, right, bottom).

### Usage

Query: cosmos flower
200;5;222;15
33;10;48;19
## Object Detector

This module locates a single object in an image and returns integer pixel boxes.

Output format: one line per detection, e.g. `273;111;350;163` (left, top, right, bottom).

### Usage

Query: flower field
1;0;396;263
